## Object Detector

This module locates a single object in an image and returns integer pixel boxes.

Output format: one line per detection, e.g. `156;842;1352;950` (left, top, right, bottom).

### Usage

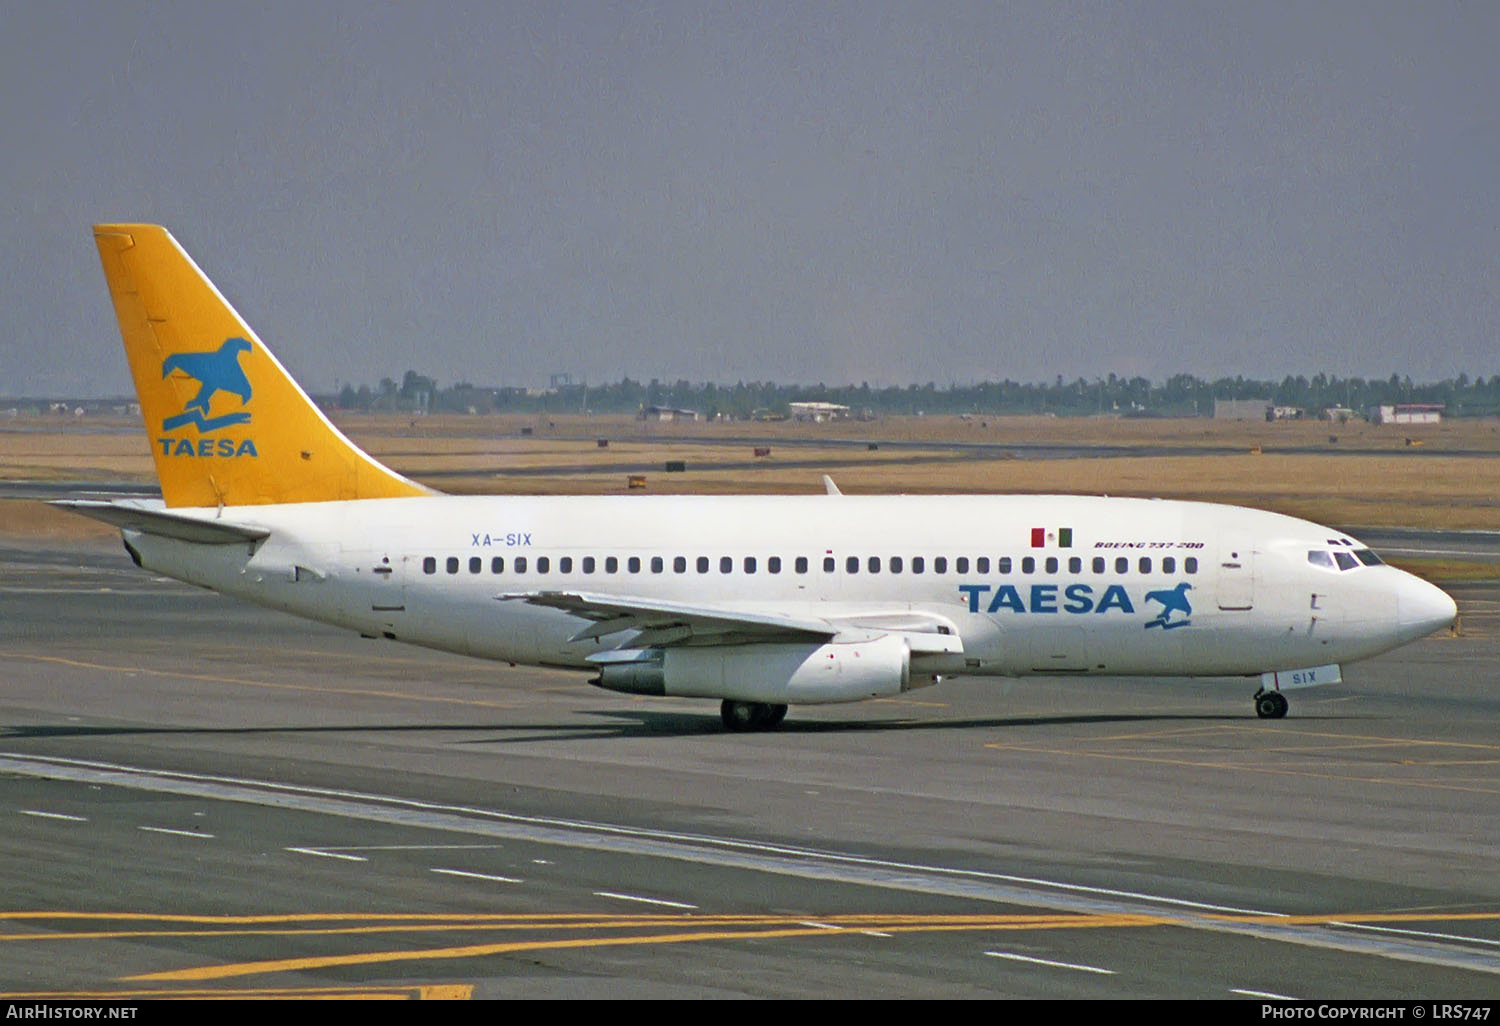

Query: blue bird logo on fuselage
161;338;254;432
1143;582;1193;629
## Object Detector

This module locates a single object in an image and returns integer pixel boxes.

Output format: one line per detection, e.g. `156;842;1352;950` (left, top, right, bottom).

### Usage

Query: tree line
331;370;1500;419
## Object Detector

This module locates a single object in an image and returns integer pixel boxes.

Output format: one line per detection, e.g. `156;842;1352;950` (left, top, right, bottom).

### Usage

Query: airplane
58;224;1459;731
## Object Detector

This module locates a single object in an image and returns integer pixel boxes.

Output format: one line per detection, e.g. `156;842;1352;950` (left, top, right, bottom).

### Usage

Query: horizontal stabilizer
51;500;269;545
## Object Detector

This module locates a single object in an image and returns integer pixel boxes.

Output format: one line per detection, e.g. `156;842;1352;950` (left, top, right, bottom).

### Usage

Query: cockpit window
1334;551;1358;571
1354;549;1383;566
1307;550;1335;568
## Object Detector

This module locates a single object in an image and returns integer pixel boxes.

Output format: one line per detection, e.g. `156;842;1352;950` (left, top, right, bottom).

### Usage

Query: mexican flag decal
1030;526;1073;548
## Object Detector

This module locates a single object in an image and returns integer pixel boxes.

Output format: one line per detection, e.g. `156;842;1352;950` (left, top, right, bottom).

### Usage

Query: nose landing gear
1253;689;1289;719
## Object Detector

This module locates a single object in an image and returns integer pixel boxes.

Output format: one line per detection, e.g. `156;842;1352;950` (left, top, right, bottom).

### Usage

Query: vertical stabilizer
93;224;431;507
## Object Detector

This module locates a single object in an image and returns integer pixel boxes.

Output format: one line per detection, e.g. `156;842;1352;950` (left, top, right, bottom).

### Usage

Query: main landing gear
720;700;788;732
1253;689;1289;719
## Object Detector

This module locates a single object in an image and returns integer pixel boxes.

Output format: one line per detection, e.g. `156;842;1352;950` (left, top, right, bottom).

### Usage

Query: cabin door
1216;537;1254;611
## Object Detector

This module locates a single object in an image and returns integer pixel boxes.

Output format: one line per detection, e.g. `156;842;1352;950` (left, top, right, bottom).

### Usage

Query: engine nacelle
592;636;912;705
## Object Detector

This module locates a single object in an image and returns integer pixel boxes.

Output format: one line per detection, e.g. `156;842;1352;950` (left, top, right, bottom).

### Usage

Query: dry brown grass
6;414;1499;553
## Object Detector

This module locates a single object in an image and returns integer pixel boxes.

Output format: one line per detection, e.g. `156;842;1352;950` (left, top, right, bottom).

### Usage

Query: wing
498;590;838;647
497;590;964;657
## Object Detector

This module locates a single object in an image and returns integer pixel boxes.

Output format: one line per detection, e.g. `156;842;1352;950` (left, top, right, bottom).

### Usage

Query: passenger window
795;556;808;574
1162;556;1175;573
1021;557;1035;574
890;555;904;574
1092;557;1105;574
558;556;572;573
823;556;836;573
976;557;989;574
1044;557;1058;574
628;556;640;573
651;556;664;573
744;556;757;574
998;557;1012;574
868;556;880;573
846;556;859;574
423;556;436;574
514;556;528;573
1185;557;1198;574
492;556;505;573
1115;557;1128;574
446;557;459;574
912;556;925;574
582;556;594;573
1068;556;1081;573
721;556;733;574
673;556;686;573
955;557;969;574
697;556;710;573
1139;557;1151;574
537;556;550;573
768;556;781;574
934;557;948;574
605;556;618;573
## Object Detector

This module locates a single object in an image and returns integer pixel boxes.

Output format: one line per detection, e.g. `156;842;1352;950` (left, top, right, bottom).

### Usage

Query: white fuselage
121;493;1455;694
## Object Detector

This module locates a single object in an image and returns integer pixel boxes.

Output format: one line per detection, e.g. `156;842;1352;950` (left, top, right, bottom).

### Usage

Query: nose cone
1397;573;1458;641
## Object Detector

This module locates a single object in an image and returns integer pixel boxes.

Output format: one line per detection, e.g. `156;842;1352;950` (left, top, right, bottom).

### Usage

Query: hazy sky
4;1;1497;396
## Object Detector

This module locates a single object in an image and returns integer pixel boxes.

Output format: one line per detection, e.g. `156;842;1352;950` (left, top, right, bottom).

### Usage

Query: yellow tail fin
93;224;431;507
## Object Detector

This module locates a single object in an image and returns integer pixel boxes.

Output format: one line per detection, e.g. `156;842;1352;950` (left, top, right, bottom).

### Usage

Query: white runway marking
985;950;1114;975
286;847;367;862
431;868;522;884
139;825;214;839
594;891;697;910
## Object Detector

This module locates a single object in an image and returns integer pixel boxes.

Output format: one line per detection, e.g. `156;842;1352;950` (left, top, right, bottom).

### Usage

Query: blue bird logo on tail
1144;582;1193;629
161;337;253;432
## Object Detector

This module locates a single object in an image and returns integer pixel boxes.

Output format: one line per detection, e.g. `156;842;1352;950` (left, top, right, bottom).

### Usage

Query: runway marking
594;892;698;910
1232;988;1298;1000
985;950;1115;974
1329;920;1500;947
330;844;505;852
431;868;522;885
18;810;86;822
4;753;1498;978
286;847;368;862
139;826;213;839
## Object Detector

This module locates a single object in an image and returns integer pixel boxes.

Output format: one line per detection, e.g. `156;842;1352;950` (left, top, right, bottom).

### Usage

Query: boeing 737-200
59;224;1458;731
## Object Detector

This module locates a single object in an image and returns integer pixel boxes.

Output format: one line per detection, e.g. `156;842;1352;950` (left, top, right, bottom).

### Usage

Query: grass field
4;412;1497;579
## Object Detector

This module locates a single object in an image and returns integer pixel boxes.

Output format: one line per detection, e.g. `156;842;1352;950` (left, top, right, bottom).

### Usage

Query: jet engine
591;635;912;705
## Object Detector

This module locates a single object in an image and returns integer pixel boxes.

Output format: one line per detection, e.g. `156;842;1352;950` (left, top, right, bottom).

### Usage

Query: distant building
1213;398;1273;421
1368;403;1443;425
1270;406;1304;421
789;401;851;422
1322;406;1356;423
